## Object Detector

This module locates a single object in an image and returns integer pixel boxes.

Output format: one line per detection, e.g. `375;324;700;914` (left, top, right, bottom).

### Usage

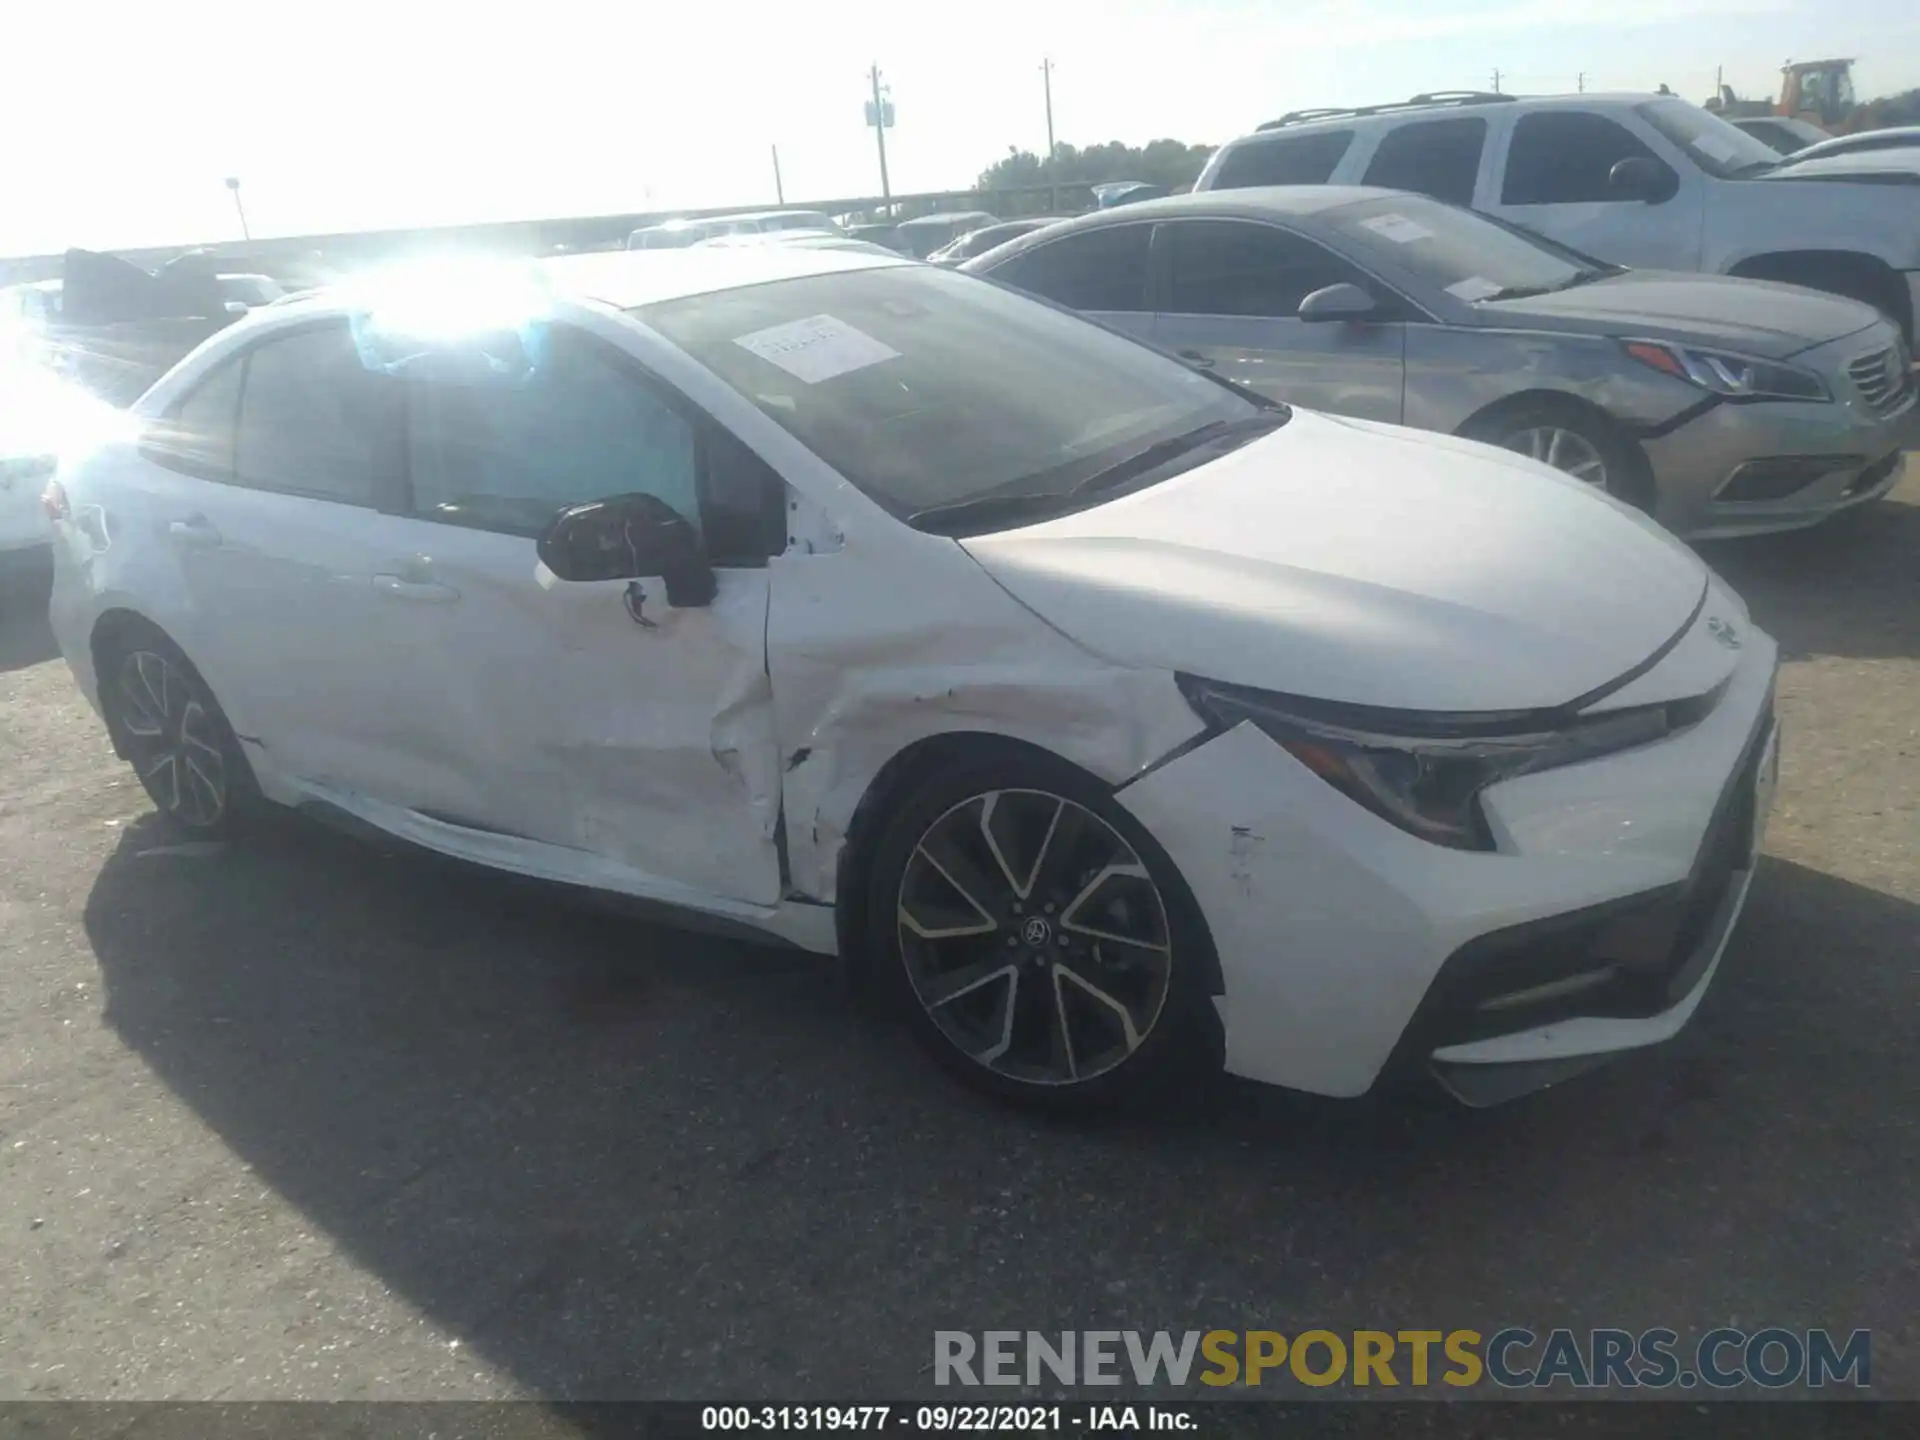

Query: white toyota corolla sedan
44;246;1780;1109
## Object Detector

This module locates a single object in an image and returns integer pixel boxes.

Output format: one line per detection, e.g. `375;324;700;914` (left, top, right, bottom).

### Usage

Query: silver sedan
963;186;1916;539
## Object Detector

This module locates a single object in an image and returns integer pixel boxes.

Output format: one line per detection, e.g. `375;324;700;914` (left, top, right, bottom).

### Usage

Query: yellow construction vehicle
1704;59;1920;134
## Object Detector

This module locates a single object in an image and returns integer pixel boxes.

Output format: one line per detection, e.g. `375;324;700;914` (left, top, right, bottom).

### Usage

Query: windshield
1320;193;1597;301
1636;98;1783;177
639;264;1274;531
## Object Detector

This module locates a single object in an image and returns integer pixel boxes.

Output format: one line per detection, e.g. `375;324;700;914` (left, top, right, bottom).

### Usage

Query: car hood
1476;271;1883;358
1760;146;1920;182
960;410;1708;713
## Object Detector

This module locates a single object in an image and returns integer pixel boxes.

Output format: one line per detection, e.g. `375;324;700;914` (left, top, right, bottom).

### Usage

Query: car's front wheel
865;750;1218;1108
98;626;255;839
1464;399;1651;510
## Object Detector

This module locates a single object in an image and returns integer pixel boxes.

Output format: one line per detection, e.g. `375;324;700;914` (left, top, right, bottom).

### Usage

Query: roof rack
1254;90;1516;131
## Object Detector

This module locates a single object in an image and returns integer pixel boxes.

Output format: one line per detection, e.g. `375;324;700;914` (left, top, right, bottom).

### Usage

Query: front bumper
1640;333;1916;540
1114;616;1778;1102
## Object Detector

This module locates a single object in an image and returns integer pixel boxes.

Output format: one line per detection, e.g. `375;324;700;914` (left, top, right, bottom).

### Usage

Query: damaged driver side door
373;324;792;907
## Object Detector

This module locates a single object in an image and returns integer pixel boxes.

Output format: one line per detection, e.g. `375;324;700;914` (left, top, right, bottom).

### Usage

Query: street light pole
1041;58;1057;212
868;64;893;211
224;176;250;241
771;144;785;205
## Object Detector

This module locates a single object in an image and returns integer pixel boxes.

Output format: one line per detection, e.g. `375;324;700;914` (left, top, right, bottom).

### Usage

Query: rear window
1212;130;1355;188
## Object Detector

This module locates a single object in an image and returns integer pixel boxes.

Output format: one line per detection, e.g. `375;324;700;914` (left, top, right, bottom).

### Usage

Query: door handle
372;574;461;603
1177;349;1217;369
167;515;222;549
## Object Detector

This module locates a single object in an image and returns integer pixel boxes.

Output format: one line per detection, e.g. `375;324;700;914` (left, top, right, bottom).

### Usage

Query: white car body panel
962;410;1705;712
0;463;49;555
1117;622;1776;1096
46;247;1780;1103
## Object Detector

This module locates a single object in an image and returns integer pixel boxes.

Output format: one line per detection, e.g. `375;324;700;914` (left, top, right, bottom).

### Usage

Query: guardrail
0;183;1100;288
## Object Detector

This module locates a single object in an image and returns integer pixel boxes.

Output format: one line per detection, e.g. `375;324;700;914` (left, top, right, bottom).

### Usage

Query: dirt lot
0;472;1915;1402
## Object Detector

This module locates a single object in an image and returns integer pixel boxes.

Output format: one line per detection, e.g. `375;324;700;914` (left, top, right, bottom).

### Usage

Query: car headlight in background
1177;676;1698;851
1622;339;1828;401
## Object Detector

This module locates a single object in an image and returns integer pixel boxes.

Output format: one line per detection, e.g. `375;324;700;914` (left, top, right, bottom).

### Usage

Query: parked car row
1182;90;1919;345
44;235;1791;1111
962;184;1914;539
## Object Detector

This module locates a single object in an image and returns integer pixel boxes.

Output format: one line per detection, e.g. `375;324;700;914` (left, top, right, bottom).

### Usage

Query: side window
143;358;244;481
1165;221;1376;319
1362;119;1488;206
985;225;1152;312
235;324;401;504
1211;130;1356;188
1502;112;1670;204
407;328;699;540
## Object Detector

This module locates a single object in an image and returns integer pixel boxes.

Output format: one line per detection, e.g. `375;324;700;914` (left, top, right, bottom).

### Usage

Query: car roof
897;211;995;226
543;246;906;308
1791;125;1920;159
1230;90;1667;142
196;247;918;345
1016;186;1392;226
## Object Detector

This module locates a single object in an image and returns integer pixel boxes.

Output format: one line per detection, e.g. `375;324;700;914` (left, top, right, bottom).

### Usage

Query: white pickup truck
1196;91;1920;345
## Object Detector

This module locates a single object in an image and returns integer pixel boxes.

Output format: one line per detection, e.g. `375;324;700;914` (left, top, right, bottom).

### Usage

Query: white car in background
1;361;118;591
46;248;1779;1109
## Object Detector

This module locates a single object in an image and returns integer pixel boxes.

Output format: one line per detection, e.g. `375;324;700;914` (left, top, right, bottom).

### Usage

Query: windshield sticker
1358;213;1434;244
1692;133;1739;162
1446;276;1504;301
732;314;901;384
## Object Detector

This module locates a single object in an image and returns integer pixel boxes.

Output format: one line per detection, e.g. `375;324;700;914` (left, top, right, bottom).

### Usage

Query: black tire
1461;398;1653;512
96;622;258;840
863;747;1221;1110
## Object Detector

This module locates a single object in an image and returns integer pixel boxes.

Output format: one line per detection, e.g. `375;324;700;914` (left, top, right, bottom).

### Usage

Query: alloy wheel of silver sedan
896;788;1174;1087
115;647;229;829
1501;425;1610;490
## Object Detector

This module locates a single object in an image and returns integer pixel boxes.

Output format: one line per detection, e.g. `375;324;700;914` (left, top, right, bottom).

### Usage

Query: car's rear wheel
864;751;1218;1108
98;627;255;839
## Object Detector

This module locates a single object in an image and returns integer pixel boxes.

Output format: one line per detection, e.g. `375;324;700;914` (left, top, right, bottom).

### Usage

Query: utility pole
1577;71;1587;93
867;64;893;211
771;145;785;205
1491;68;1502;94
1040;58;1058;213
224;177;250;241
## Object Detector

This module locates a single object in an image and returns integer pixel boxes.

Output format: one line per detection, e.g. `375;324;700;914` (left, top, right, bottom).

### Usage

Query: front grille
1846;345;1915;416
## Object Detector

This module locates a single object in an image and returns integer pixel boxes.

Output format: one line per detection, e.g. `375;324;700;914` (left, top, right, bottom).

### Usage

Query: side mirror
1608;157;1676;203
1297;282;1379;323
536;492;717;607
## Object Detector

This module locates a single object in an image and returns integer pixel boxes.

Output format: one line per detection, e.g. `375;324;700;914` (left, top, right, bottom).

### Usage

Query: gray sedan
963;186;1916;539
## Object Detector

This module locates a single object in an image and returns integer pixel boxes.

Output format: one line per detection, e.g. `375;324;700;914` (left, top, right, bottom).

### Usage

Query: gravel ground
0;470;1915;1404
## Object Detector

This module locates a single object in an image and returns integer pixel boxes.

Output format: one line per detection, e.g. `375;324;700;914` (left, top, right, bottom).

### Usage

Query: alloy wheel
116;649;227;828
896;789;1173;1087
1502;425;1609;490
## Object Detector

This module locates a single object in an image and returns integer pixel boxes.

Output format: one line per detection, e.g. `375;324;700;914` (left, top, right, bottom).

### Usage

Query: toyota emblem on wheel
1707;616;1742;650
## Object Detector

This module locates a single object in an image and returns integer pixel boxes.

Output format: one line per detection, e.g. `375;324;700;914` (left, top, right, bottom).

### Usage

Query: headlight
1176;676;1682;851
1622;339;1828;401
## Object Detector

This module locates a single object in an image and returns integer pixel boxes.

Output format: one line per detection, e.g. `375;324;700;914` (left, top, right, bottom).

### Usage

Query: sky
3;0;1918;257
